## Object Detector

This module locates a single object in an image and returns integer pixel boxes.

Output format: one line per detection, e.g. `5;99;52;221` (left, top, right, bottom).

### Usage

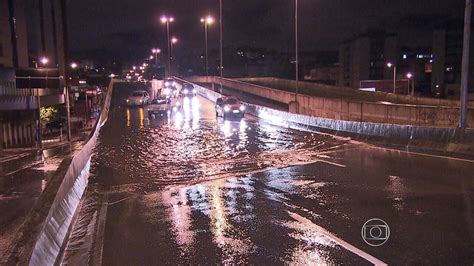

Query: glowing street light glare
40;57;49;65
201;16;214;24
161;16;174;23
206;16;214;24
171;37;178;44
387;62;393;68
132;66;136;70
406;72;413;79
149;55;154;59
70;62;78;69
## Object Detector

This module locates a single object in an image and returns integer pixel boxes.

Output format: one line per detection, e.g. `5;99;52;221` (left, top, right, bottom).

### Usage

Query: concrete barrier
178;77;474;155
238;76;474;108
5;79;115;265
186;76;474;128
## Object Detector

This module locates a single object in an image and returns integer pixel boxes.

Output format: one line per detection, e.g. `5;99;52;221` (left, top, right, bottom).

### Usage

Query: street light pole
170;37;178;76
205;21;209;77
387;62;396;94
295;0;299;109
406;72;413;96
201;16;214;78
393;66;397;94
460;0;471;129
166;21;171;75
219;0;223;93
161;16;174;76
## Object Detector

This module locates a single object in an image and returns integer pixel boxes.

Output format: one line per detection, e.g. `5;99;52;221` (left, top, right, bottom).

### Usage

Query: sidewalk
0;134;87;259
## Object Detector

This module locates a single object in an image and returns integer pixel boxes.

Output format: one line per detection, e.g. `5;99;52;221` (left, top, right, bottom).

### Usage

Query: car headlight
183;89;188;94
224;106;231;112
239;105;246;111
192;89;197;93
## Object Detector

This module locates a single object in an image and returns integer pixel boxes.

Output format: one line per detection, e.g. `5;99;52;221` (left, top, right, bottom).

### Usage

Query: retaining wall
186;76;474;128
238;77;474;108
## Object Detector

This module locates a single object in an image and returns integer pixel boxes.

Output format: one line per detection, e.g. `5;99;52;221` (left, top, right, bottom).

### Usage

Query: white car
126;90;150;106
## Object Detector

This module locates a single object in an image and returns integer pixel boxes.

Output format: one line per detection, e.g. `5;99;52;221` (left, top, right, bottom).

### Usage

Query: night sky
66;0;467;63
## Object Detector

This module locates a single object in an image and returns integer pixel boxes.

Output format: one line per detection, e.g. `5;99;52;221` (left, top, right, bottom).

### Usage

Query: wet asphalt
61;83;474;265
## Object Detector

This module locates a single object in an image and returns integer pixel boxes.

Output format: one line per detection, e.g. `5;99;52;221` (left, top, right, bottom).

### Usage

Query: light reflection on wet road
63;83;474;265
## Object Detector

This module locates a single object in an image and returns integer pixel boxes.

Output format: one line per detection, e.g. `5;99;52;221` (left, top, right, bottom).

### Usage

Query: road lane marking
369;145;474;163
287;211;388;266
316;159;346;168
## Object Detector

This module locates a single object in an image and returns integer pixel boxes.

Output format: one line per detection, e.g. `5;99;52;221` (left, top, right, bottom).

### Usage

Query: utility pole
295;0;299;111
205;21;209;77
59;0;71;143
166;22;171;75
460;0;471;130
219;0;223;93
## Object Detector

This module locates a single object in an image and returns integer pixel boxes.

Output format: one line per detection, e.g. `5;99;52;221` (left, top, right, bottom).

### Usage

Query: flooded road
62;83;474;265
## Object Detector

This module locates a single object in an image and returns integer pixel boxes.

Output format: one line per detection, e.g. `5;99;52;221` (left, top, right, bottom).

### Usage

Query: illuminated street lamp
132;66;136;70
151;48;161;65
40;56;49;66
161;15;174;76
406;72;414;96
387;62;397;94
200;15;214;77
70;62;78;69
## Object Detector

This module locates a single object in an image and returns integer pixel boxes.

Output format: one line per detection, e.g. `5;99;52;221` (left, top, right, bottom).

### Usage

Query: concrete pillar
21;123;26;145
0;120;3;154
6;123;12;147
12;124;18;146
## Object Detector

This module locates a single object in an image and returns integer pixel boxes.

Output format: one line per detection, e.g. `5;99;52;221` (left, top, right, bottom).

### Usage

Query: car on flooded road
164;78;177;89
126;90;150;106
215;96;246;119
180;83;197;97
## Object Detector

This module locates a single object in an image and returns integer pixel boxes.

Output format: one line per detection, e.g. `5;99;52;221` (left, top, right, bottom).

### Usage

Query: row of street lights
135;14;213;78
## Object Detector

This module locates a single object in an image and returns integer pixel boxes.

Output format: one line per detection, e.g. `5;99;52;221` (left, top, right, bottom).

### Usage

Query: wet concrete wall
178;77;474;155
187;76;474;129
238;77;474;108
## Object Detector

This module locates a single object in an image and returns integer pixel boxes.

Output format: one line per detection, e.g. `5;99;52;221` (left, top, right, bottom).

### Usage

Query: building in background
338;31;399;89
0;0;29;68
0;0;67;150
431;18;474;98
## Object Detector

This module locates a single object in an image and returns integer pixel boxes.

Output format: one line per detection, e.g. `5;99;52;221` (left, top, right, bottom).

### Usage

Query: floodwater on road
62;83;474;265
